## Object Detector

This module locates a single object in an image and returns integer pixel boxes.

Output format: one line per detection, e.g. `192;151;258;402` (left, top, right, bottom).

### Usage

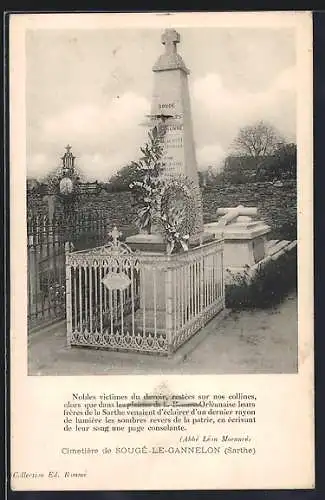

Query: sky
26;27;296;181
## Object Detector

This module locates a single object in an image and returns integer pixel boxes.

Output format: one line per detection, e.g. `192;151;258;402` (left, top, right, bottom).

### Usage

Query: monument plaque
101;272;131;291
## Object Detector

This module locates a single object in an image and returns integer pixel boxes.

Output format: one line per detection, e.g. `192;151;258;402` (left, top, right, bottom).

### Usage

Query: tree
198;166;223;188
223;156;256;184
273;142;297;179
108;163;142;192
232;120;284;173
256;143;297;181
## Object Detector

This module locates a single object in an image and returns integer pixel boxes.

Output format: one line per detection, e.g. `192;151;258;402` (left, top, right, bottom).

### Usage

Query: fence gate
28;215;67;330
27;210;111;331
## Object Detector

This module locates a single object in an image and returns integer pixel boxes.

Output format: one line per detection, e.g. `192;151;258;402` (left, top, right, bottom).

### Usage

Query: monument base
190;231;216;247
126;231;215;253
125;231;219;337
224;239;297;284
134;309;167;334
125;233;166;253
204;220;270;269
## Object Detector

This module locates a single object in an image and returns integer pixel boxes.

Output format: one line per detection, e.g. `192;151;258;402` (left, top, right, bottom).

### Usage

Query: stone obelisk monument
151;28;205;237
127;28;212;251
151;29;202;200
125;29;215;330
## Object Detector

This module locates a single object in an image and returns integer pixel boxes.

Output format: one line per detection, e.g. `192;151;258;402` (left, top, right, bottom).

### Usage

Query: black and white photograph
9;12;314;491
25;20;301;376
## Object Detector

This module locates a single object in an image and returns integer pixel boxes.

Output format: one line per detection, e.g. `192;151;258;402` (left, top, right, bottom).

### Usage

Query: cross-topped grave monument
64;30;226;353
151;29;207;239
151;29;200;191
127;28;213;252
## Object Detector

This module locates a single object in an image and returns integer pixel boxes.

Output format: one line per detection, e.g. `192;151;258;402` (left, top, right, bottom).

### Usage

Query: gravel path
28;291;297;376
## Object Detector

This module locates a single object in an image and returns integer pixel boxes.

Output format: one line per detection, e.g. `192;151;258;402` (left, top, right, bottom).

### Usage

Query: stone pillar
127;28;214;252
150;28;203;235
43;194;57;223
28;236;38;308
134;266;168;332
127;29;216;329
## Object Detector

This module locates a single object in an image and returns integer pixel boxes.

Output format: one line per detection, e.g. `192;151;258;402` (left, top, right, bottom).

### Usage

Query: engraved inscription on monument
150;28;203;232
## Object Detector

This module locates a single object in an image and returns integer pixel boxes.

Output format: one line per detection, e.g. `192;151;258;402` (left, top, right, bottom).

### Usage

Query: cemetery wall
87;181;297;241
202;181;297;240
27;181;297;242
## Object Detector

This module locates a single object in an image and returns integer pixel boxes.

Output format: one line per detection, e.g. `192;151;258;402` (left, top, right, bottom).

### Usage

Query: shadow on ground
28;291;298;376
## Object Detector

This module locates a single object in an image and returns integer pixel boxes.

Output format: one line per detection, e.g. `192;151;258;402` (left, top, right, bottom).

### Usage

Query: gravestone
151;30;200;186
204;205;271;271
124;29;217;332
152;28;203;235
127;28;212;251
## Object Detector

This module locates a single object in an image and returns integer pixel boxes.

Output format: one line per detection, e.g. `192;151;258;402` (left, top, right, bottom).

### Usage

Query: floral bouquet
129;126;166;233
130;175;162;233
160;205;190;255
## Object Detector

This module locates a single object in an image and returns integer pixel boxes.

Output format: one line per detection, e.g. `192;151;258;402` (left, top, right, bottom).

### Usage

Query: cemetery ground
27;179;297;374
28;289;297;375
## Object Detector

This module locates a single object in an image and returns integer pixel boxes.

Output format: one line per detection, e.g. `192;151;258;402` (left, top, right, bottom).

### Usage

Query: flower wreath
158;175;198;254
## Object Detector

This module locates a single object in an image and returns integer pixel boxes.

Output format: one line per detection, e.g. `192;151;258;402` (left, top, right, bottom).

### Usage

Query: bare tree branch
232;121;284;160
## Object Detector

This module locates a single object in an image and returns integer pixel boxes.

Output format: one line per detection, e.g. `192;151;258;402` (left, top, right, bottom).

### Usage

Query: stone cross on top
61;144;75;172
162;28;180;54
109;226;122;247
153;28;189;74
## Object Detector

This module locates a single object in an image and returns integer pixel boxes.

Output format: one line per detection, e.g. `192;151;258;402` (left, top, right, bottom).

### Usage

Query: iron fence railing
66;235;225;355
27;210;112;330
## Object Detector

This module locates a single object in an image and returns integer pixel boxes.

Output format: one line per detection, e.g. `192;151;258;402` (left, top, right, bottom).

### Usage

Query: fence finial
109;226;122;247
65;241;74;254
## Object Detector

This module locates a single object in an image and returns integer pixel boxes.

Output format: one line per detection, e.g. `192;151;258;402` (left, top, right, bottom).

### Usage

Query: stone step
266;240;293;257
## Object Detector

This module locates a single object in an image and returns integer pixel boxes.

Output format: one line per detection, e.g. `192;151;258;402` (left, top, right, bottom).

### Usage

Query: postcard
10;11;314;490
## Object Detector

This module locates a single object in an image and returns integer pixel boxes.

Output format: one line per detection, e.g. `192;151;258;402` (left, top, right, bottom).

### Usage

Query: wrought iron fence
66;234;225;355
27;210;112;330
